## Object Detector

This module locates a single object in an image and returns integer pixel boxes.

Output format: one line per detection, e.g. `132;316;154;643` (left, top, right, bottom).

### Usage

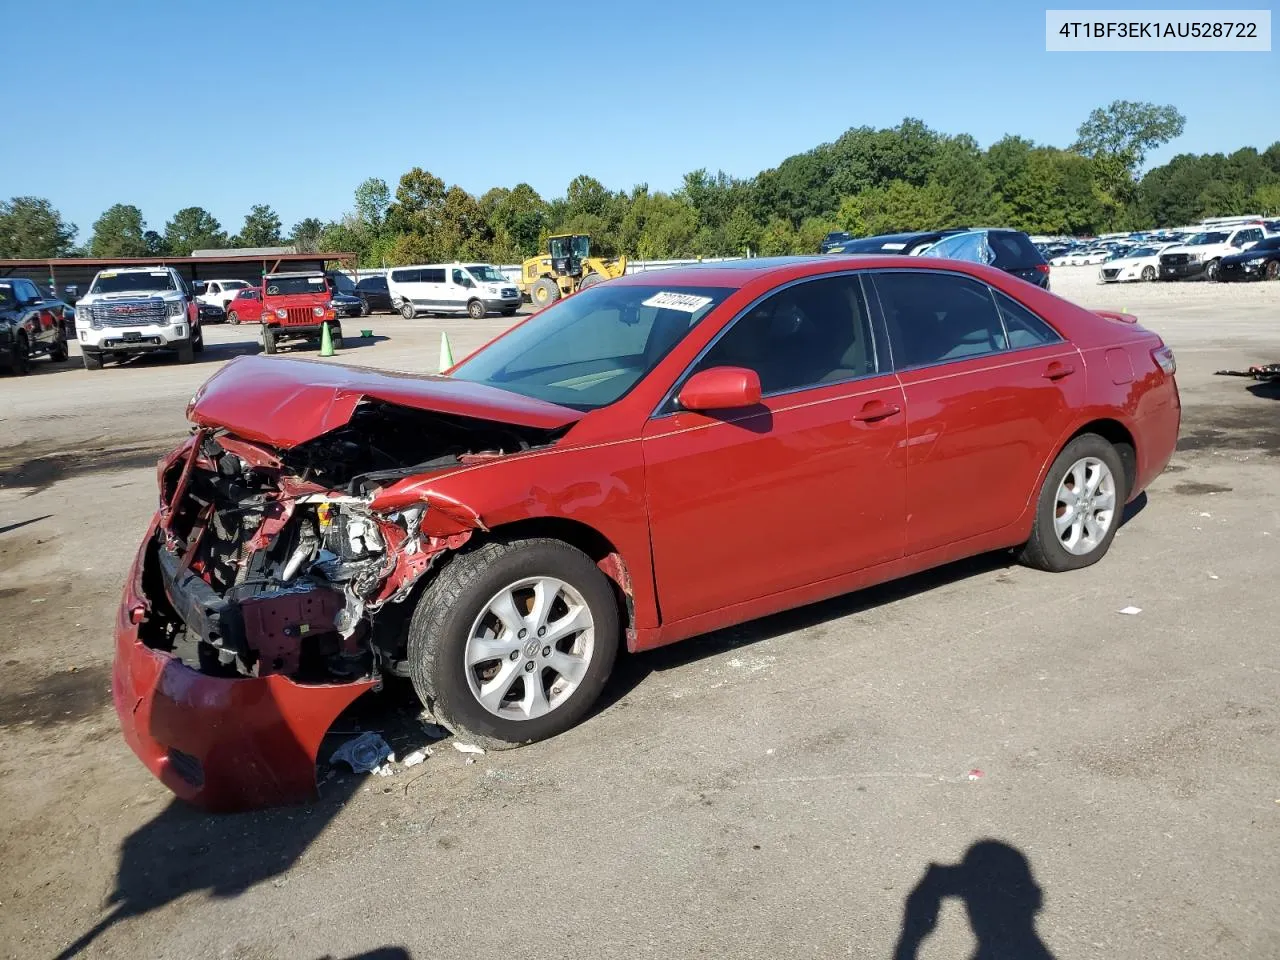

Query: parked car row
1040;220;1279;283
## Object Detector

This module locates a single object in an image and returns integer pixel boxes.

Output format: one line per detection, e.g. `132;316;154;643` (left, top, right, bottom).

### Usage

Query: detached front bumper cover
112;520;376;812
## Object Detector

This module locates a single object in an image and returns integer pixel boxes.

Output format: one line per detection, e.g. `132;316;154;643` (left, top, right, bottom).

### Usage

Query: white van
386;263;521;320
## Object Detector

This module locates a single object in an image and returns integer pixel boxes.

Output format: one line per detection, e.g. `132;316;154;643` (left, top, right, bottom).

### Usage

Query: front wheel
360;298;371;317
8;332;31;375
1266;260;1279;281
176;340;195;364
262;327;278;355
192;324;205;353
407;538;620;750
227;310;240;325
399;301;416;320
1204;258;1220;282
82;350;103;371
531;278;561;307
49;335;69;362
1019;434;1127;573
1141;266;1156;282
466;299;486;320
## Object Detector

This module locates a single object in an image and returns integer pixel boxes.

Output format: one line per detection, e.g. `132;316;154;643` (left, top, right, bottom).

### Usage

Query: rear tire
227;310;240;325
577;272;604;291
1019;433;1127;573
82;350;103;371
49;335;69;362
360;297;371;317
1266;260;1279;281
399;301;416;320
407;538;620;750
1141;266;1156;282
532;278;561;307
466;299;486;320
262;327;278;355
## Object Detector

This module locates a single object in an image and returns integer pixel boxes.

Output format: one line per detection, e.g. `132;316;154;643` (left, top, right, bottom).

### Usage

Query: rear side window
873;271;1006;368
988;231;1045;269
992;290;1062;349
389;269;418;283
358;277;388;290
423;268;446;283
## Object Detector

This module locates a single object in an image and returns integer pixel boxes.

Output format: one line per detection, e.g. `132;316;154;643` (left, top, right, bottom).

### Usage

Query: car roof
610;254;1008;289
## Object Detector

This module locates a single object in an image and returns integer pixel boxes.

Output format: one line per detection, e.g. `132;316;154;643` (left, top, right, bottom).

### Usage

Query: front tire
1266;260;1279;281
82;350;103;371
1019;433;1126;573
262;327;278;355
1141;266;1156;282
1204;258;1220;282
360;297;371;317
532;278;561;307
228;310;240;325
49;335;69;362
176;340;195;364
9;332;31;375
407;538;620;750
466;299;486;320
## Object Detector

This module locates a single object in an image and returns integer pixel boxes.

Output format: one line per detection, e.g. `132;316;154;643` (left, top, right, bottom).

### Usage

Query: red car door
869;270;1085;555
642;274;908;624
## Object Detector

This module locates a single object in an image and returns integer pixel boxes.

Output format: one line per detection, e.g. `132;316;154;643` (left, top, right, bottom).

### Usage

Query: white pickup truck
74;265;204;370
197;279;255;311
1158;224;1269;281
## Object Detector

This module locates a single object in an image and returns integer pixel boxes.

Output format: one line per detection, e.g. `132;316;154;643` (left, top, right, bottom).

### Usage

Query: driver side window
689;275;880;396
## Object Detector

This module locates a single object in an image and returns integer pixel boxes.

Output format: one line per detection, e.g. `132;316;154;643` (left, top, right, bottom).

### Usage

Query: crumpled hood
186;354;583;449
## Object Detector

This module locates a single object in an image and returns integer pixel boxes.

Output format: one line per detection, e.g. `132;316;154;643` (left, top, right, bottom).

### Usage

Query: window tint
389;269;417;283
451;268;466;286
692;275;879;395
991;290;1062;349
988;231;1044;268
873;271;1006;368
423;268;446;283
357;276;388;290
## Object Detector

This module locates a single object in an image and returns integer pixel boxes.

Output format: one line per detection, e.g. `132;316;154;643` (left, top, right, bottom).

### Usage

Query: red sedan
225;286;262;325
113;255;1180;809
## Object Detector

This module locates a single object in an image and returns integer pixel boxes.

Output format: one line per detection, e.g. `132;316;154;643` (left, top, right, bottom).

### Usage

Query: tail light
1035;263;1050;274
1152;345;1176;375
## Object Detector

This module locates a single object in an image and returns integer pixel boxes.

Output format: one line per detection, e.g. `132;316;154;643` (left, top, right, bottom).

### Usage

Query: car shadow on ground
1247;379;1280;401
892;839;1056;959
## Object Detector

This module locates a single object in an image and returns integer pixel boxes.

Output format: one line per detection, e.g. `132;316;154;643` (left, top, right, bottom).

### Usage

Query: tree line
3;101;1279;266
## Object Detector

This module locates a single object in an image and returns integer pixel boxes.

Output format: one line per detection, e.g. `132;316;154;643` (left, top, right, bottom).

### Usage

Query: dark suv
825;228;972;256
355;275;394;314
920;229;1051;289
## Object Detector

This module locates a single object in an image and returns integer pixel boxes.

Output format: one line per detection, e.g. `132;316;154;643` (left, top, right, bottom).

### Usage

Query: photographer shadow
893;840;1055;960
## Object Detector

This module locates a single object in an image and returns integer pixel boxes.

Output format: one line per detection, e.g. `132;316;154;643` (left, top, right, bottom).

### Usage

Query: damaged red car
113;256;1181;810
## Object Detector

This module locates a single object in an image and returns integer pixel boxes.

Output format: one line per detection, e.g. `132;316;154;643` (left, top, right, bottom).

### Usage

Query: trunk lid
186;354;583;448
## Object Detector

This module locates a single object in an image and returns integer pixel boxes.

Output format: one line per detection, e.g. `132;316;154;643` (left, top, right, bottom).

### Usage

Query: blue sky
6;0;1275;241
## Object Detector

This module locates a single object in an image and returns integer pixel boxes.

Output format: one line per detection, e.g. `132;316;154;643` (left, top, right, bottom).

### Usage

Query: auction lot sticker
1046;9;1271;51
642;292;714;313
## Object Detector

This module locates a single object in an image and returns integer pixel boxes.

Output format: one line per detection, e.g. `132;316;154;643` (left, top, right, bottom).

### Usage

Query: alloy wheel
1054;457;1117;555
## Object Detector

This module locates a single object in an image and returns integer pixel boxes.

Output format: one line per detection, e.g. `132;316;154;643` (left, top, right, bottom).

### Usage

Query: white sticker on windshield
881;242;906;251
308;277;323;284
641;292;713;313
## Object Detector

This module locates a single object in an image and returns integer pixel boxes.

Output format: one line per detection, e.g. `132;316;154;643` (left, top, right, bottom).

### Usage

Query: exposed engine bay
137;401;565;683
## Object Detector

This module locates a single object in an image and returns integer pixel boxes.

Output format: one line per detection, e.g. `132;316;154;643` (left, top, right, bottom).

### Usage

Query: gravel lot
1;267;1278;959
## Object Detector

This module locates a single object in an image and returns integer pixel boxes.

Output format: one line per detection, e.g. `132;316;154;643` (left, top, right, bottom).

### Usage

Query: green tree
486;183;548;258
353;177;391;233
1073;100;1187;170
757;217;801;256
0;197;78;258
143;230;168;256
836;181;956;236
89;203;149;257
163;206;226;256
290;217;324;253
235;204;283;247
1252;182;1280;216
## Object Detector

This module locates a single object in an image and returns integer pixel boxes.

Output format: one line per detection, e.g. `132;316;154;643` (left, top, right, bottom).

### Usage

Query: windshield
466;265;508;283
264;275;326;295
1126;247;1158;258
1186;232;1229;245
451;284;732;410
549;235;591;259
921;232;995;265
221;280;250;290
90;270;176;295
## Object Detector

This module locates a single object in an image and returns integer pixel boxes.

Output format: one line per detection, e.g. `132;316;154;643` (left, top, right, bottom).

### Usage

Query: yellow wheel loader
518;234;628;307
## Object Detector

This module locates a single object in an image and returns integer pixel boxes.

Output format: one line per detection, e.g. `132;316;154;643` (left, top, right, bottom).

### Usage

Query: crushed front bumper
112;518;376;812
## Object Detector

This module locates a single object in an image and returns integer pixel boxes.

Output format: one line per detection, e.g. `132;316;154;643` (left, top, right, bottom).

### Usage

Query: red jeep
259;271;341;355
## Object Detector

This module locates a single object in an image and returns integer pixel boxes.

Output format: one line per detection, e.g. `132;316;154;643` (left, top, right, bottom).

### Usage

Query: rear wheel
577;272;605;291
466;299;486;320
407;538;620;750
1019;434;1126;573
532;278;561;307
49;335;69;362
1141;266;1156;282
1266;260;1279;281
227;310;240;325
360;297;372;317
262;327;278;355
399;301;416;320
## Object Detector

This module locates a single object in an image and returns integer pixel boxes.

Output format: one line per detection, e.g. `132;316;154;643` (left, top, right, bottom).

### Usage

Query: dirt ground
1;268;1278;959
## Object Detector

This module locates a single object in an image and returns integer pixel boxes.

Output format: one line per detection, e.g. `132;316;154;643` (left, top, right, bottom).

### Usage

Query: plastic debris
373;763;395;777
402;748;431;767
419;720;450;740
1199;512;1212;519
453;742;486;756
1208;574;1220;580
1118;606;1143;616
967;769;984;781
330;731;395;773
465;756;477;765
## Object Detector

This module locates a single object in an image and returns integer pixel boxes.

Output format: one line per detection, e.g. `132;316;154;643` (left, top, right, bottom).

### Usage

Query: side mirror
677;366;762;412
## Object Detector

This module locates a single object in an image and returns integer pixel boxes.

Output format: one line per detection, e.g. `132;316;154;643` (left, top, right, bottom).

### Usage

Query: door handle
852;400;901;423
1042;361;1076;381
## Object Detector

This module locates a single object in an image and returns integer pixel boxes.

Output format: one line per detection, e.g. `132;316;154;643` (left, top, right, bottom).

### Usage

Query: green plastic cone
320;322;335;357
439;331;454;372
